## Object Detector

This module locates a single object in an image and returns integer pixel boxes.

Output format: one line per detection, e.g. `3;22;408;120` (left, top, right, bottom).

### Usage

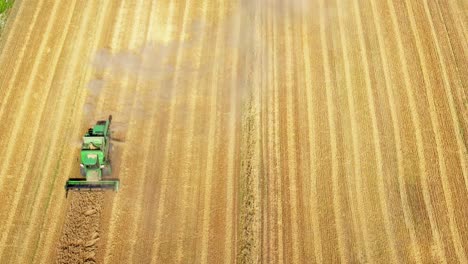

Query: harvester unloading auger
65;115;119;194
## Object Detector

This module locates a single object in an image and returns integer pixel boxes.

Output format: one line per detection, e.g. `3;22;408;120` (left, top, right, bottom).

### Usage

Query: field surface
0;0;467;263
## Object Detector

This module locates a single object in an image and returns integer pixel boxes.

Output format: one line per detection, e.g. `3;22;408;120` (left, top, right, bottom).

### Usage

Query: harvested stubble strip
56;192;104;264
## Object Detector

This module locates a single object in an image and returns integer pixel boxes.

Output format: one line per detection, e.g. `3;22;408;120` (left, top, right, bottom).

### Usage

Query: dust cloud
82;43;199;127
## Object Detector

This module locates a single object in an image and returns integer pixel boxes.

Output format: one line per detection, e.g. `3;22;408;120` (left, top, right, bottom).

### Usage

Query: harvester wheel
80;167;86;176
103;164;111;176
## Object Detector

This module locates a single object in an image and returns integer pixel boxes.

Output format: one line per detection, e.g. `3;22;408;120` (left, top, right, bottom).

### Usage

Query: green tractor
65;115;120;194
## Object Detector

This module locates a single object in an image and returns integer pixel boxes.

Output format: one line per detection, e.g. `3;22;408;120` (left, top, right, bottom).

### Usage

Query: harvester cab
65;115;120;195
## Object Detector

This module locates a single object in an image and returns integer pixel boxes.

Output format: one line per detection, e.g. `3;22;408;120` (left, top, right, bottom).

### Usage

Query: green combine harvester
65;115;120;194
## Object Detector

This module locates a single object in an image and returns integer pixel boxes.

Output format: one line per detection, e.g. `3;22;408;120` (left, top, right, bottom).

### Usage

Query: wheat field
0;0;466;263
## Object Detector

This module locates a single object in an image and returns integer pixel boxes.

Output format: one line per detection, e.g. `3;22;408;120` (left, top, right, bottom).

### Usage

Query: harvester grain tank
65;115;119;194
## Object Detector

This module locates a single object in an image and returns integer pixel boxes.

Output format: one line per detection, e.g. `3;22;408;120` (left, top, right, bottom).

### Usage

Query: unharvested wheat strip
300;1;323;262
170;0;211;261
423;0;468;193
352;0;399;261
335;0;367;260
91;0;128;117
132;0;181;260
0;1;40;88
0;1;81;256
14;1;100;262
368;0;422;262
262;4;279;262
100;1;142;120
113;0;149;109
447;1;468;53
244;3;263;260
433;1;468;144
0;1;40;97
121;2;159;262
160;2;208;261
446;0;468;44
271;6;284;262
0;0;27;64
262;3;279;262
259;6;270;261
223;8;241;263
404;1;467;261
38;1;114;262
68;0;123;128
199;2;224;263
438;0;468;68
283;2;302;263
101;1;155;263
99;1;152;262
260;6;271;262
387;0;447;261
0;0;74;258
149;1;192;262
260;14;271;263
117;1;171;262
236;4;258;263
318;0;347;262
0;0;49;163
92;0;141;260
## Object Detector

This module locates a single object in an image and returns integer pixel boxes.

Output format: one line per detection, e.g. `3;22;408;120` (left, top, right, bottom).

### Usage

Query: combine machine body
66;115;119;193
